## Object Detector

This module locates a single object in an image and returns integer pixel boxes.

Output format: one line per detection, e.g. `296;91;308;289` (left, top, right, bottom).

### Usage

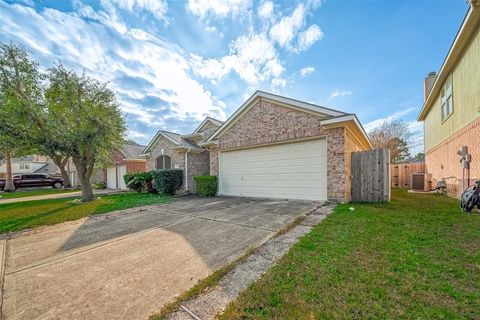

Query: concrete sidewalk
0;188;126;204
0;196;320;320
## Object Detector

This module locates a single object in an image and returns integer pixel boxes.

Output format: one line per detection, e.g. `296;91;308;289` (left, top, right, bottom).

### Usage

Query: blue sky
0;0;468;153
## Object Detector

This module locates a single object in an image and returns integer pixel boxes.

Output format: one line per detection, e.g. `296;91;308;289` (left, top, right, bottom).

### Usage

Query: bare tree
369;119;412;163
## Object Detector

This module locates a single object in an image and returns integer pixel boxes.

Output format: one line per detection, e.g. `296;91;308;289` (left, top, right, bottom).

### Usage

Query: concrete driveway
0;196;320;320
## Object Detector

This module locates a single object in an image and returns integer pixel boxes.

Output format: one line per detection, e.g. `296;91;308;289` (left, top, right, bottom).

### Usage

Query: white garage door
106;165;128;189
118;165;127;189
219;138;327;201
106;167;117;189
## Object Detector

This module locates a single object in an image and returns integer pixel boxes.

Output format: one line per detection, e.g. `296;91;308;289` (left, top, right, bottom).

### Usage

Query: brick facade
145;121;221;193
214;98;368;202
209;146;219;176
426;117;480;197
186;151;210;192
125;160;146;173
219;99;328;150
146;136;184;171
200;122;221;140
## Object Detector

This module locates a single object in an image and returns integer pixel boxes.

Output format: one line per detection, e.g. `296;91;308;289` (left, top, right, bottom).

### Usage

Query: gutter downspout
185;148;191;192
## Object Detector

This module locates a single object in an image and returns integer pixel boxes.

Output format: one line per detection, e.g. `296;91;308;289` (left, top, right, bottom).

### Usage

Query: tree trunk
78;174;94;202
52;156;72;189
4;151;16;192
72;156;95;202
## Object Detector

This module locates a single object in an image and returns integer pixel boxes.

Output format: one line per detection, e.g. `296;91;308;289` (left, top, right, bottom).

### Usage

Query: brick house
142;117;223;193
417;1;480;197
143;91;371;202
104;143;147;189
203;91;371;202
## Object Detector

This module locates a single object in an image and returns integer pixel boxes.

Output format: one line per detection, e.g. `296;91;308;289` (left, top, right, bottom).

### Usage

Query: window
19;162;30;170
156;155;171;169
440;75;453;122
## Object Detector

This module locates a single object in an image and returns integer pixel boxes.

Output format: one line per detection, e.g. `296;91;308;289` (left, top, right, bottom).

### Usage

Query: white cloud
330;90;352;99
258;1;274;19
300;66;315;77
127;129;149;140
296;24;323;52
205;26;217;32
191;33;283;85
271;78;286;89
363;107;417;132
186;0;252;19
0;2;226;131
269;4;305;48
112;0;169;21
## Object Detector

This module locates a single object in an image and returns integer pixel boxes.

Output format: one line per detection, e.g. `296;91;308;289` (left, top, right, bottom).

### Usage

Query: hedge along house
417;0;480;197
142;117;223;193
202;91;372;202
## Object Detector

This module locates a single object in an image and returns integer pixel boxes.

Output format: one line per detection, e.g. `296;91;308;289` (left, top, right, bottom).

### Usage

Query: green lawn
0;192;171;233
219;189;480;319
0;188;78;200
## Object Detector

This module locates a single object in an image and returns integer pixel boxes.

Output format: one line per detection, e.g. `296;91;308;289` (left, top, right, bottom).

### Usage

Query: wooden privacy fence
351;149;391;202
391;162;426;188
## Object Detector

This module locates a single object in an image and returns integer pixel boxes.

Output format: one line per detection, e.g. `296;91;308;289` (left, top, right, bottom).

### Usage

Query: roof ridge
255;90;348;115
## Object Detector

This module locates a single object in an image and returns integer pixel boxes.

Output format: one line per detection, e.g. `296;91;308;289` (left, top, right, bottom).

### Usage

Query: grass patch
0;192;171;233
219;189;480;319
0;188;78;200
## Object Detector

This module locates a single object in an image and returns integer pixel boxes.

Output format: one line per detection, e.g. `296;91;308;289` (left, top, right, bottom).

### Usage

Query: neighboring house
105;143;147;189
0;155;59;177
203;91;371;202
67;143;146;189
417;1;480;197
142;117;223;193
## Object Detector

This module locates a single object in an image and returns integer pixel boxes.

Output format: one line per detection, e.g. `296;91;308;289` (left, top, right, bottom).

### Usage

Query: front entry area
219;138;328;201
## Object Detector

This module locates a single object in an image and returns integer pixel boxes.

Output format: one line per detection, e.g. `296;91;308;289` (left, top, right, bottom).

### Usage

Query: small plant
151;169;183;195
194;175;218;197
92;181;106;189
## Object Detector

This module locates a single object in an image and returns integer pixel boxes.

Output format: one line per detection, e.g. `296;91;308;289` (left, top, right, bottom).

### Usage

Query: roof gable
208;90;346;141
193;116;223;134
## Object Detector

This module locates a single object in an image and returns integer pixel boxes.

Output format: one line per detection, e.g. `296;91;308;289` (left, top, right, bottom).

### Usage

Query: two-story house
418;0;480;197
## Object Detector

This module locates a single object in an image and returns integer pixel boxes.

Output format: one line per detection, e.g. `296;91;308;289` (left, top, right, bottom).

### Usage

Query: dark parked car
0;173;63;190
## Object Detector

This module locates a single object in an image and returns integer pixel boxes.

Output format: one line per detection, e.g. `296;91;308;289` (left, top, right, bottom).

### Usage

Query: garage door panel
220;139;327;201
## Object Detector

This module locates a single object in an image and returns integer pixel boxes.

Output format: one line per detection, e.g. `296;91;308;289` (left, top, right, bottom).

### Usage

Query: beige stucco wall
424;25;480;152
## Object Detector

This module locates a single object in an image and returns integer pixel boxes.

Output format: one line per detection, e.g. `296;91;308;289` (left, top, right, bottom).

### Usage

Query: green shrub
194;175;218;197
124;171;154;193
151;169;183;195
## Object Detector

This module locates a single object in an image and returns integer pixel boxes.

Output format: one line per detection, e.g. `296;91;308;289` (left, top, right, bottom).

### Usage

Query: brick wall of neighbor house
209;146;219;176
216;98;364;202
147;136;184;171
199;122;221;140
125;160;146;173
186;151;210;192
426;117;480;197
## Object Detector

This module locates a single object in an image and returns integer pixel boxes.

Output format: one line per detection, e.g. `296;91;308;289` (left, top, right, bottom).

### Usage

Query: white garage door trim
106;165;128;189
219;138;328;201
